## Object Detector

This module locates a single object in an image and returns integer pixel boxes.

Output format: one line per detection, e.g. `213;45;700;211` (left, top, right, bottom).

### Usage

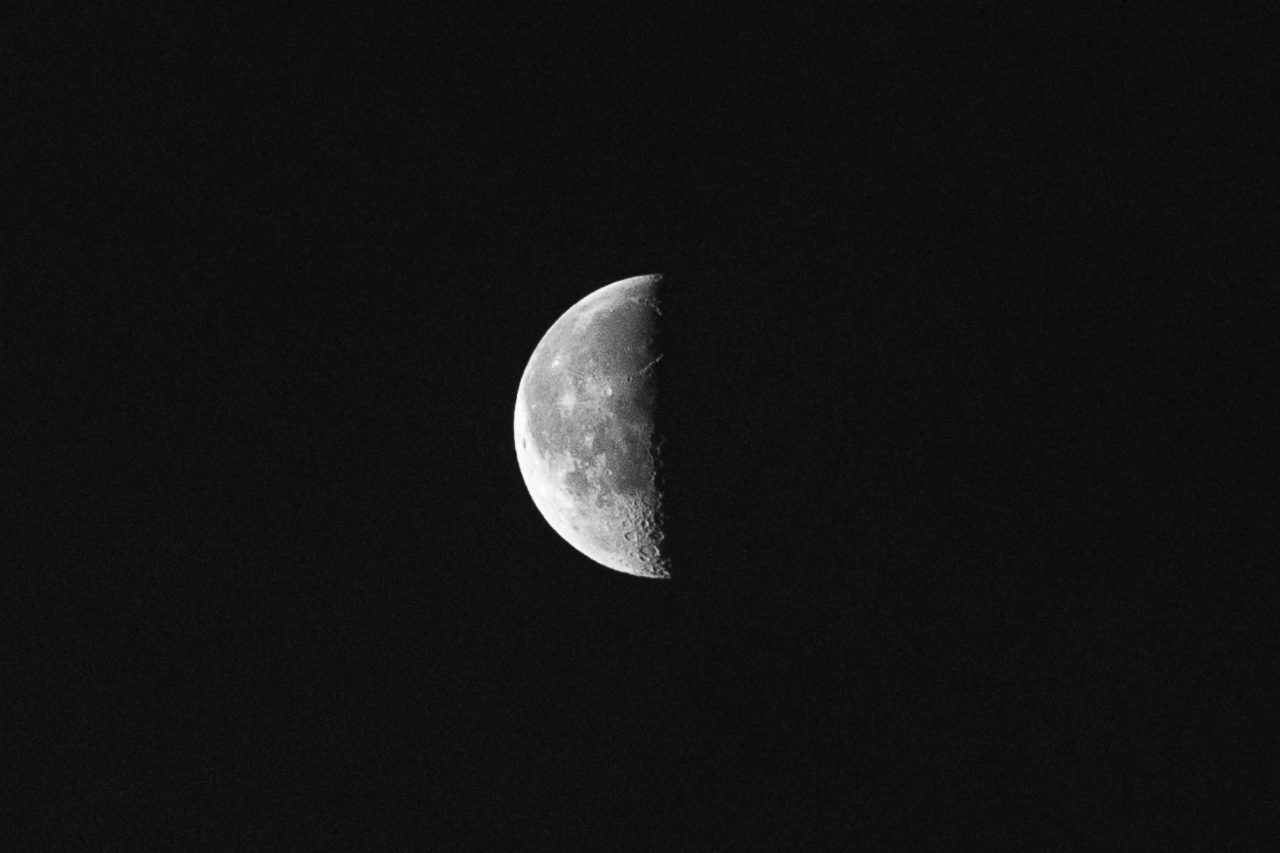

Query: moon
514;274;669;578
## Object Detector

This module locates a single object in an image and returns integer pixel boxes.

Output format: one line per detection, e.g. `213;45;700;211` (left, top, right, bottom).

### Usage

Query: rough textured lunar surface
514;274;669;578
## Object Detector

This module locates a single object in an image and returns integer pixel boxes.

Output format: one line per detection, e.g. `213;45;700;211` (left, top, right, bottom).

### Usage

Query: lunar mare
514;274;669;578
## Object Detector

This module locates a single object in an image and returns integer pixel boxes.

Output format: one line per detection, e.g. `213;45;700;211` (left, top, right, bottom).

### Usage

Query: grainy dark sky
6;3;1272;848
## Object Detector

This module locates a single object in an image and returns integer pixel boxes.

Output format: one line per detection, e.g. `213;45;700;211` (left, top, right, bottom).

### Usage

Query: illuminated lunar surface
514;274;668;578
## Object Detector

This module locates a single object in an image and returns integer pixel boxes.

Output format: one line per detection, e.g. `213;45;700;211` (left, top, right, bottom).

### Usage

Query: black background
6;3;1274;848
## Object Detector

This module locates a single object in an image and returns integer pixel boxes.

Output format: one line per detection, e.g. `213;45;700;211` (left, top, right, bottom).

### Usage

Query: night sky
7;4;1271;848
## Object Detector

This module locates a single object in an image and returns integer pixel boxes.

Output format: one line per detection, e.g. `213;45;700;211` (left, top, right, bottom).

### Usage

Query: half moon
513;274;669;578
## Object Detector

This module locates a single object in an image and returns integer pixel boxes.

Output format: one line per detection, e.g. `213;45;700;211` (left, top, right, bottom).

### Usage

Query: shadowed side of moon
514;274;669;578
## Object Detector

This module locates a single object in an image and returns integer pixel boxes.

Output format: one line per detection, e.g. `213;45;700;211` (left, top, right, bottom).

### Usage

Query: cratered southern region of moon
513;274;669;578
